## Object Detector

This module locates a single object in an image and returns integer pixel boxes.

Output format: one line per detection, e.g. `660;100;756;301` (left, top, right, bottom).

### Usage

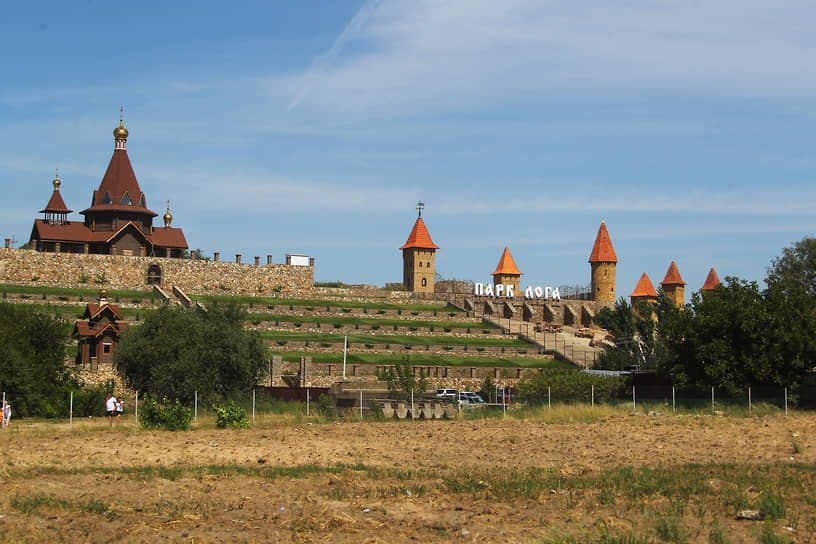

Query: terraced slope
0;285;564;369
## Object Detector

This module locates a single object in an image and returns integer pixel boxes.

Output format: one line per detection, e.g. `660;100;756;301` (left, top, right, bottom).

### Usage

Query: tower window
418;262;423;267
421;278;427;287
120;191;133;205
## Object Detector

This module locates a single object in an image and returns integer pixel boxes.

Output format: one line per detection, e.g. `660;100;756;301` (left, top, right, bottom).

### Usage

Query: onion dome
114;121;129;140
163;202;173;228
52;170;61;190
114;107;129;140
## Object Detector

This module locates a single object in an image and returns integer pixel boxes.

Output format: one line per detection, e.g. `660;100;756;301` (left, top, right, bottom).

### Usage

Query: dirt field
0;413;814;543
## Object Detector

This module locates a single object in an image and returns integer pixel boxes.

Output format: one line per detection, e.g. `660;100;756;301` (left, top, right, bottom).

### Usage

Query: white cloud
280;0;816;119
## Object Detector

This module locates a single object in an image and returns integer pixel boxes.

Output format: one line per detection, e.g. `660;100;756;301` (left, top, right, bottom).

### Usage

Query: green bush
516;369;626;403
316;394;332;415
139;396;192;431
71;380;115;417
213;401;250;429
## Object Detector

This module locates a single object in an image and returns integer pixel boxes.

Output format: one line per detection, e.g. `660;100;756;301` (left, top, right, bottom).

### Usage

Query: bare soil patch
0;414;814;543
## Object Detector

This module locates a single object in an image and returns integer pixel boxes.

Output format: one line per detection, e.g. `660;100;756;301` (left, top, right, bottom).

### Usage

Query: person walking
1;402;10;430
106;394;117;427
115;397;124;423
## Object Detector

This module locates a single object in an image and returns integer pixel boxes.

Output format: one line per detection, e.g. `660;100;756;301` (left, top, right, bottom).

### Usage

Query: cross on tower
416;201;424;217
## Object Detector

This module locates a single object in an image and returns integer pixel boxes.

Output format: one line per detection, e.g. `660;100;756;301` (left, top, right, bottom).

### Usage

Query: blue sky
2;1;814;300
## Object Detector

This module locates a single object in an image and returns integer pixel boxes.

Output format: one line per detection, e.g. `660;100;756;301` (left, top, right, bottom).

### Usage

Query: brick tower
660;261;686;308
399;203;439;293
491;247;522;295
629;273;659;307
589;222;618;302
700;268;721;293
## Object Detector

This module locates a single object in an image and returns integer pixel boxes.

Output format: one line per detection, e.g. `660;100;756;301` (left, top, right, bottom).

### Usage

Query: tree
377;358;428;398
479;375;495;403
655;272;813;395
688;277;767;394
0;303;73;417
767;237;816;300
116;302;267;404
593;298;658;370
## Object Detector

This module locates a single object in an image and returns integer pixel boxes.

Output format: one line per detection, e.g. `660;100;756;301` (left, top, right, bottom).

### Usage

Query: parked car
459;392;485;405
435;388;458;402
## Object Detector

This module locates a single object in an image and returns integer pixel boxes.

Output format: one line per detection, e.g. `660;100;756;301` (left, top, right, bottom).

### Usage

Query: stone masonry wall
0;249;313;296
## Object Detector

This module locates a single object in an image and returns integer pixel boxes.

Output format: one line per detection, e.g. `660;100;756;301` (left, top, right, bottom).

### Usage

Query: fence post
194;391;198;424
591;384;594;408
748;387;752;413
672;386;676;414
69;391;73;432
548;386;551;412
785;387;788;415
711;387;715;413
135;392;139;425
632;386;636;413
252;388;256;424
306;387;310;416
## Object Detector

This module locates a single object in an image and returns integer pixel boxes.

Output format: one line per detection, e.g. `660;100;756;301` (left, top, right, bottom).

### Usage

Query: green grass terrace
259;331;530;347
266;351;569;368
247;313;494;330
191;294;459;313
0;285;464;313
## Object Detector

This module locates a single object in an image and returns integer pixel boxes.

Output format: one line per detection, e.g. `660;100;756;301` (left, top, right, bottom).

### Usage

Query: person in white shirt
106;394;117;427
1;402;10;429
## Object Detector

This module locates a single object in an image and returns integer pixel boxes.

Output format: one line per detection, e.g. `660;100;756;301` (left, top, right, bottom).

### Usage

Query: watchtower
589;222;618;302
491;247;522;295
660;261;686;308
399;202;439;293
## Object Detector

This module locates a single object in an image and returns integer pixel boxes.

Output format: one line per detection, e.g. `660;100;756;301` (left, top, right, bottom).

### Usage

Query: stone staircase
482;315;605;369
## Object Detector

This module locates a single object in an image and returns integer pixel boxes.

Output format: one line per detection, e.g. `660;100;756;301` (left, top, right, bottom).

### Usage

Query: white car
435;388;458;401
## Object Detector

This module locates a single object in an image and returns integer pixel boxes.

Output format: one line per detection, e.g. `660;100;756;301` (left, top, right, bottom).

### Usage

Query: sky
1;1;815;301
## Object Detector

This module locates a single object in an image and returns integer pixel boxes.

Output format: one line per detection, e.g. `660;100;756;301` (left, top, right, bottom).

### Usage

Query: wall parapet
0;249;313;296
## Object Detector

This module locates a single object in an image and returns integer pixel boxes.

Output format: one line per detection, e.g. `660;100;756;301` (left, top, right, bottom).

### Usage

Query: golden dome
52;170;61;190
163;202;173;227
114;121;129;139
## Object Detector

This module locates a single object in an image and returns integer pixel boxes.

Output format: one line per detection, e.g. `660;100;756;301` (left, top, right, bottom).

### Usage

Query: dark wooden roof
80;148;157;217
39;189;73;214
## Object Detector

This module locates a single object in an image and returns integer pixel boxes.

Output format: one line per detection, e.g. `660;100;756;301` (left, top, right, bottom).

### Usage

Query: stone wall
455;294;613;327
0;249;313;296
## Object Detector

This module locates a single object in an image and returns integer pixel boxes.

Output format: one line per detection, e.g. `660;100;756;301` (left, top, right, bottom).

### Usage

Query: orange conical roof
701;268;721;291
630;273;658;298
660;261;686;286
399;217;439;250
588;222;617;263
491;247;522;276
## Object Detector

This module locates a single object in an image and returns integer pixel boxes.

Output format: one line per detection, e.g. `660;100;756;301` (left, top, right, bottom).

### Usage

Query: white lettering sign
474;283;560;300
